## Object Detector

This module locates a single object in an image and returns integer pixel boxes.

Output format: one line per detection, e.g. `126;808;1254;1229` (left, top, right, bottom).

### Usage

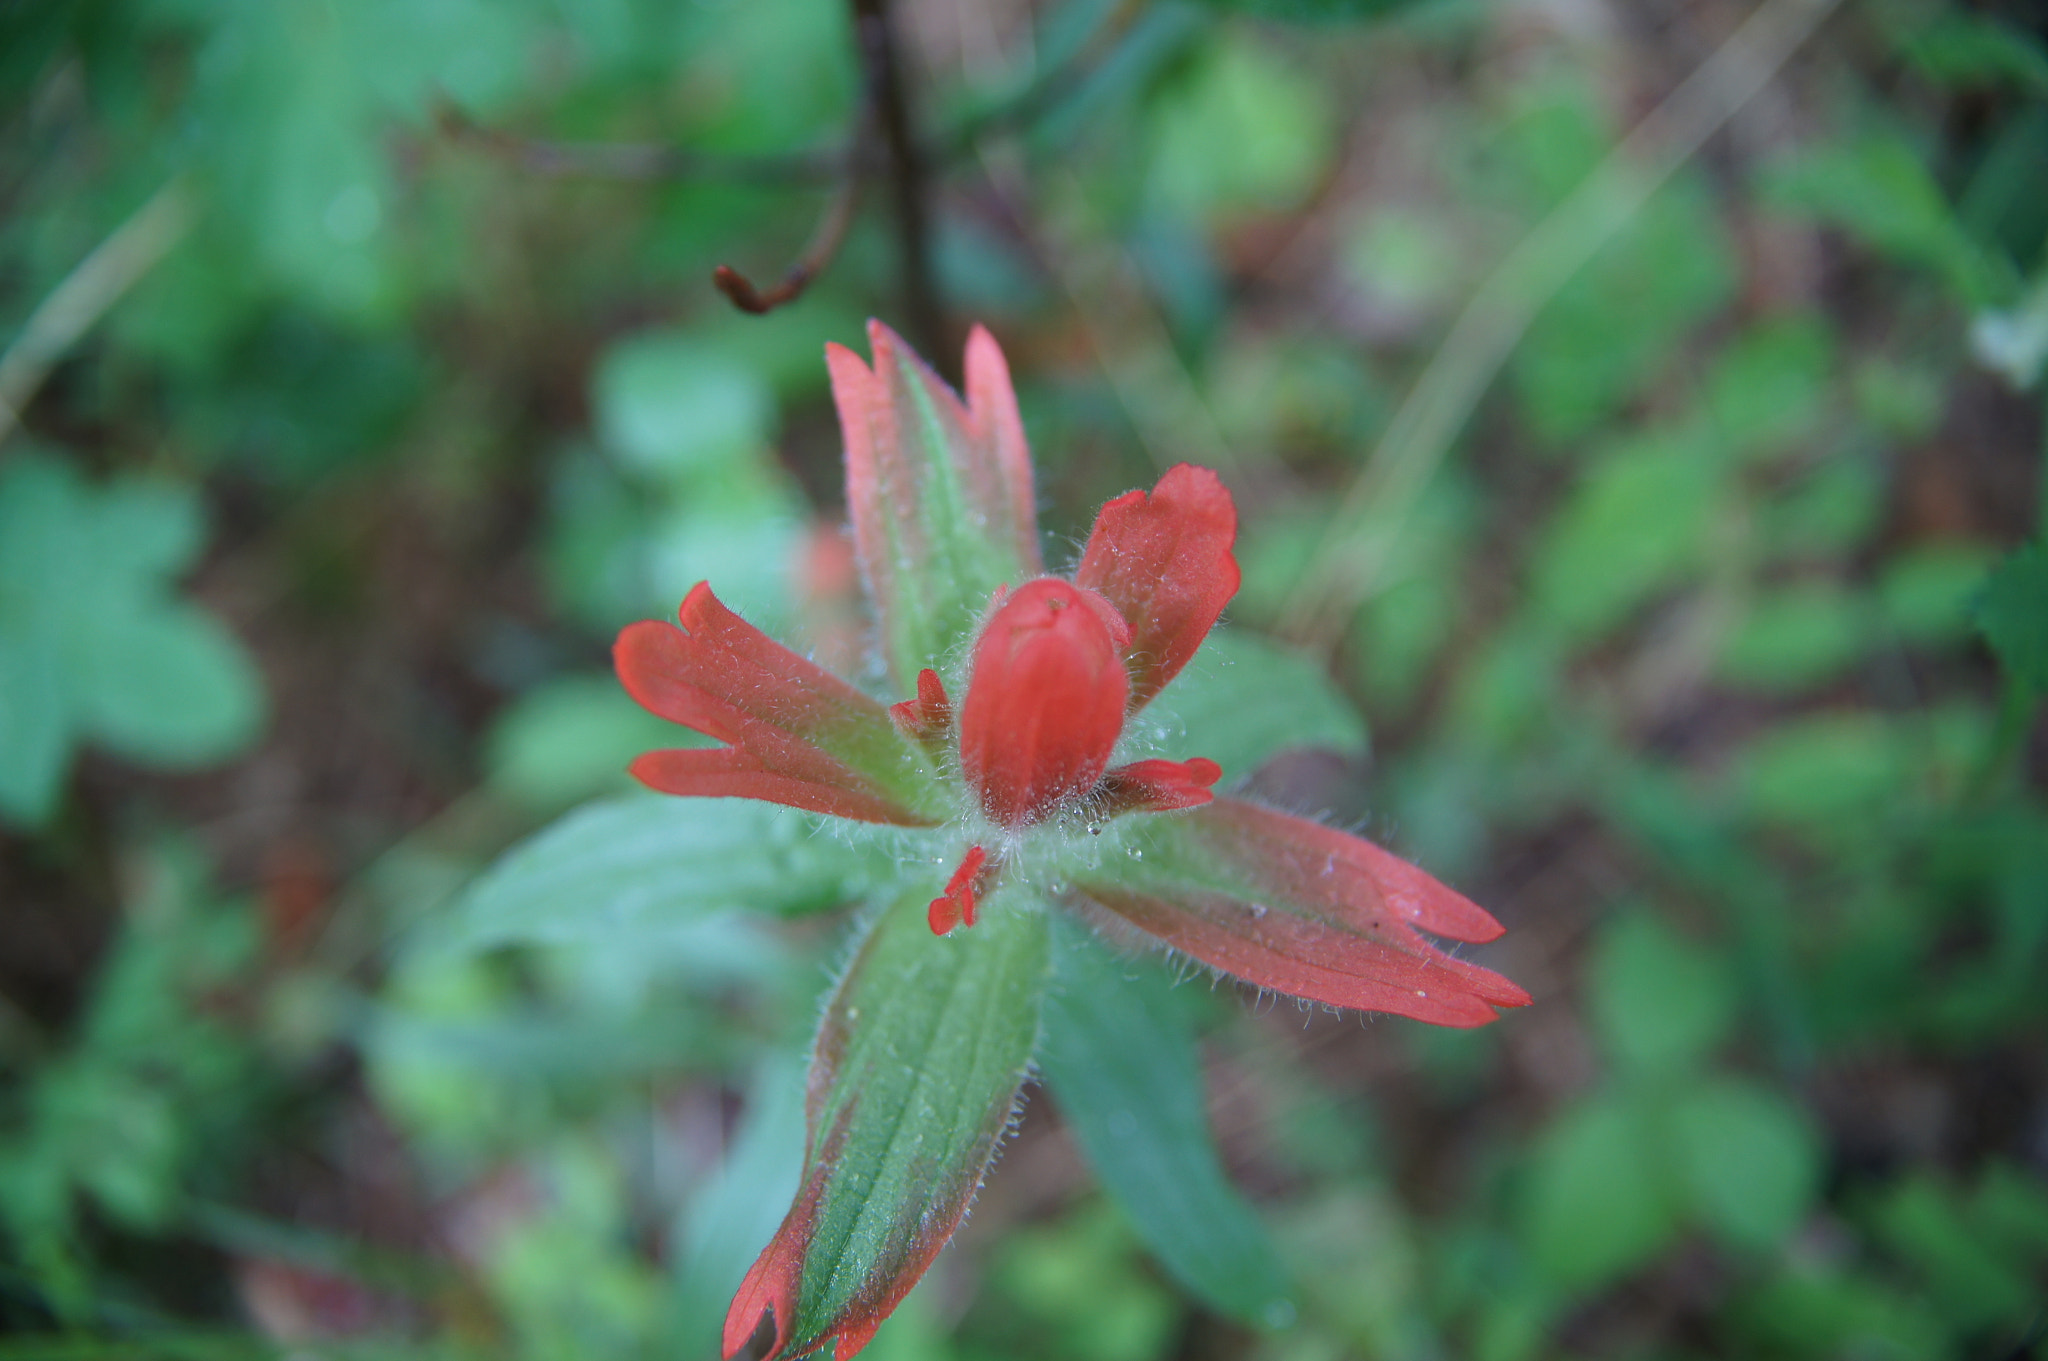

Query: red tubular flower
958;578;1131;828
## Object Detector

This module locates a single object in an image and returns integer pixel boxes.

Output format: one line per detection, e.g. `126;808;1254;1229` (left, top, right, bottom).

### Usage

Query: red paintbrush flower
615;322;1529;1361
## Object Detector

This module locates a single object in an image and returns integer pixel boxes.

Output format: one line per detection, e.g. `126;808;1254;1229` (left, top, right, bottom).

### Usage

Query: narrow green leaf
1039;919;1295;1328
421;797;896;958
743;885;1052;1360
1139;627;1366;780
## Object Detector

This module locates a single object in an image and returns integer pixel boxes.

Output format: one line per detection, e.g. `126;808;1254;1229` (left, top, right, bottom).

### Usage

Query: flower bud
959;579;1130;827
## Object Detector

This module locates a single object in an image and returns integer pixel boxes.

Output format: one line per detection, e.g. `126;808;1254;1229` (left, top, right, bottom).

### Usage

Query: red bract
615;582;936;827
613;323;1529;1361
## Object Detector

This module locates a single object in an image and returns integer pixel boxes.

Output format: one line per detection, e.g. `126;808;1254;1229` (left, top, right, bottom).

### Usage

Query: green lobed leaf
766;884;1053;1358
0;455;267;824
419;797;896;959
74;603;267;766
0;635;70;824
1975;540;2048;692
1038;919;1295;1328
1139;627;1367;780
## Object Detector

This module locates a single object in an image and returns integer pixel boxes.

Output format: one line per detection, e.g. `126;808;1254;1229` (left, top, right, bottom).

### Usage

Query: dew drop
1415;990;1427;998
1248;903;1268;919
1126;847;1143;860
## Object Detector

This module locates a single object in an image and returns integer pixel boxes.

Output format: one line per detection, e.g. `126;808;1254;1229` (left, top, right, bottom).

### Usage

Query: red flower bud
959;579;1131;828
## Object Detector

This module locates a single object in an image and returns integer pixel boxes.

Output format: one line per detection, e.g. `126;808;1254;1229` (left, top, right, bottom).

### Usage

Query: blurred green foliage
3;0;2046;1358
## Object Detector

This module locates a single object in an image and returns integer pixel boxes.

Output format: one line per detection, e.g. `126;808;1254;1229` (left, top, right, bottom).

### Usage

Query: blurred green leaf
1705;314;1836;456
0;636;68;823
1040;920;1295;1327
1733;713;1910;827
1532;428;1724;640
1757;456;1886;561
1522;1090;1677;1289
1590;913;1736;1075
1142;627;1367;780
1670;1078;1820;1250
0;455;265;825
1761;136;2006;304
420;796;897;958
1148;40;1335;217
594;333;776;484
1895;12;2048;95
1872;1176;2042;1332
74;603;266;766
1877;544;1998;646
992;1202;1181;1361
672;1053;808;1359
1732;1263;1949;1361
1713;584;1869;692
1516;178;1736;444
485;673;698;814
1975;540;2048;691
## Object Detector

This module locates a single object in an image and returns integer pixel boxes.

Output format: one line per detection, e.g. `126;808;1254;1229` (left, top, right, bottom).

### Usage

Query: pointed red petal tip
1075;463;1241;711
1099;756;1224;816
928;844;992;934
615;582;933;827
958;579;1131;828
1079;799;1530;1028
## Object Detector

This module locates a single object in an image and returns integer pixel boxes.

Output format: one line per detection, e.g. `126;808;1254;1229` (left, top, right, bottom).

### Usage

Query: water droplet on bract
1088;824;1101;836
1248;903;1268;919
1415;990;1427;998
1126;847;1143;860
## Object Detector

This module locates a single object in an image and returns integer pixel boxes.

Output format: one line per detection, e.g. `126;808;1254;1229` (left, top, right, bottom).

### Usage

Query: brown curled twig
710;114;868;315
